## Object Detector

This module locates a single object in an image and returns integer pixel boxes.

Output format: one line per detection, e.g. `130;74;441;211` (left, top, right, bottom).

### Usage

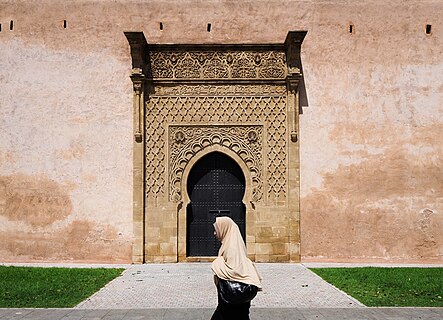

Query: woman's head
213;221;221;241
213;216;238;243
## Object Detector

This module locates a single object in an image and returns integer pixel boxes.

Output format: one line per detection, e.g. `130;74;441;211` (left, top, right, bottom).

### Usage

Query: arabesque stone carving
149;51;287;80
169;125;263;202
145;94;287;204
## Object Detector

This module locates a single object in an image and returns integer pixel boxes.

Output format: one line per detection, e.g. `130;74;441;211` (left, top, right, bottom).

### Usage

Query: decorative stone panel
149;51;287;80
145;93;287;204
153;84;286;97
169;125;263;202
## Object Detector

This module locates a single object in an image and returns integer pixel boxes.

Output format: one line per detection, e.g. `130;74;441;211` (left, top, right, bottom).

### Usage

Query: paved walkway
75;264;362;309
1;308;442;319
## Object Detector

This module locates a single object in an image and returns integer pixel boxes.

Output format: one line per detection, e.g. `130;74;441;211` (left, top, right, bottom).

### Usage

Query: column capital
131;73;145;94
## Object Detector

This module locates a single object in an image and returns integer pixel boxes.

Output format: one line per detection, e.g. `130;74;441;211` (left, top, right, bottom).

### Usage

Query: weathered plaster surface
298;1;443;262
0;14;134;262
0;0;442;262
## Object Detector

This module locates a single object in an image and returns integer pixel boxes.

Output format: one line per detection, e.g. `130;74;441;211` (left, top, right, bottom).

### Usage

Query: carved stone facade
146;95;287;204
126;32;306;263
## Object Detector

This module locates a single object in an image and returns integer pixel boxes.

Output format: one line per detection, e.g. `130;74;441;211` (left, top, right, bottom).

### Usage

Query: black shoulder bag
217;278;258;305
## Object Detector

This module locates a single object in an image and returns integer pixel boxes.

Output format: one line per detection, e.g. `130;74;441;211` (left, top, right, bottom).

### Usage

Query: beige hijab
211;216;262;289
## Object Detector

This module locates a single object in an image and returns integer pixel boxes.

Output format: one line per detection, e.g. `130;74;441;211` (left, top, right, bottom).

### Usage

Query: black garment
211;278;258;320
211;292;251;320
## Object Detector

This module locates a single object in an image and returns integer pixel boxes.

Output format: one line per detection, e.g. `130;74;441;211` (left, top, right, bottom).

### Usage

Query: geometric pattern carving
149;51;287;80
169;125;263;202
145;93;287;204
153;84;286;97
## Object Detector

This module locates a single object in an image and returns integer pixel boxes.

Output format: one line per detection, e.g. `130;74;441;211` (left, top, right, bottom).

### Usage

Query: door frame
186;150;246;257
179;145;253;262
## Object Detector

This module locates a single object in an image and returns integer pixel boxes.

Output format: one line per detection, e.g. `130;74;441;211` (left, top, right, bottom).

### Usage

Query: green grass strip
310;267;443;307
0;266;124;308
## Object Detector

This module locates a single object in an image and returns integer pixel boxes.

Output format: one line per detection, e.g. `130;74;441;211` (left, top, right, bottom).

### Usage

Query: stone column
286;82;301;262
285;31;307;262
125;32;148;263
131;71;145;263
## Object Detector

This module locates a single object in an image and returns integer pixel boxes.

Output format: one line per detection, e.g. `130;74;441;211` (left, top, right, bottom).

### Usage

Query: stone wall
0;0;442;263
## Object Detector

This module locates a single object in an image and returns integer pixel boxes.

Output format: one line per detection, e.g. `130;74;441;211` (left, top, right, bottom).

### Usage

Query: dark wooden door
187;152;246;256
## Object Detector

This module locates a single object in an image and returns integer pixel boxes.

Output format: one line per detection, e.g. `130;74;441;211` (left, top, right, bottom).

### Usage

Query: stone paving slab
75;263;362;309
303;263;443;268
0;263;132;269
1;308;443;320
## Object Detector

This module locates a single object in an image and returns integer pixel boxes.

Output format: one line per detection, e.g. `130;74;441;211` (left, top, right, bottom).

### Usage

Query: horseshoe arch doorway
186;151;246;257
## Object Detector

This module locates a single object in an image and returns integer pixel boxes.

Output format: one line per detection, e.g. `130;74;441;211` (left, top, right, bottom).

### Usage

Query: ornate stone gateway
125;31;306;263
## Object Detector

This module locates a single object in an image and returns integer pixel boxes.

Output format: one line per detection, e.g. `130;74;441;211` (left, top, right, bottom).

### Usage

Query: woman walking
211;216;262;320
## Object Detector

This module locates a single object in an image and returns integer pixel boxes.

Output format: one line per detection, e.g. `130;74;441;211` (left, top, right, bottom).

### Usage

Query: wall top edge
124;31;307;51
147;44;286;52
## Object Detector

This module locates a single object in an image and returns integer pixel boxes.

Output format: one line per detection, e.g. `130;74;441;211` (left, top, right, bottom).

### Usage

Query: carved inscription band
152;84;287;96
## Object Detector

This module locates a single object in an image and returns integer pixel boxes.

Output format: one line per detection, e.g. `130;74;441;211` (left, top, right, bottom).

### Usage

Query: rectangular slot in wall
349;24;354;34
9;20;13;31
426;24;432;35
